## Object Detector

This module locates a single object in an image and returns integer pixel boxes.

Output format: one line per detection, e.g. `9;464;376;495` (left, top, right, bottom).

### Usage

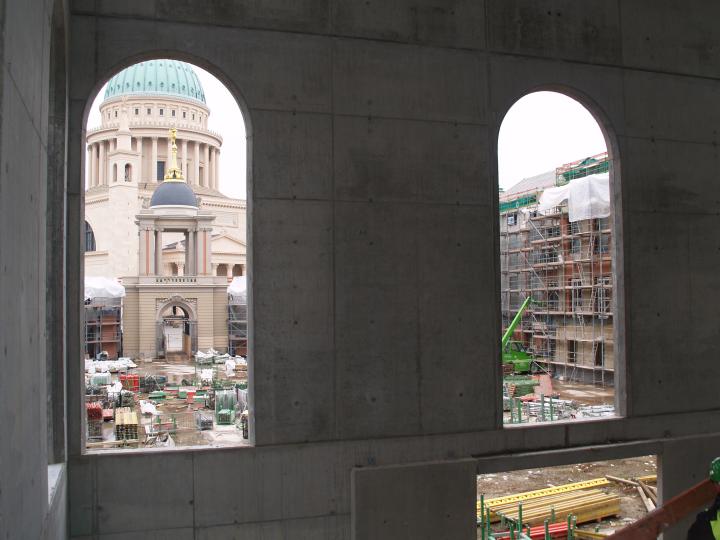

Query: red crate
119;373;139;392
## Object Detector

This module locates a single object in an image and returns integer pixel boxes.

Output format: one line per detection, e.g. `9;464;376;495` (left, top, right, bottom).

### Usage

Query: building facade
499;154;614;385
84;59;246;281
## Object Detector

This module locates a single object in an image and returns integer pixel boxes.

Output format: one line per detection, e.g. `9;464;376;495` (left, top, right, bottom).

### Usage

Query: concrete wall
0;0;67;538
3;0;720;539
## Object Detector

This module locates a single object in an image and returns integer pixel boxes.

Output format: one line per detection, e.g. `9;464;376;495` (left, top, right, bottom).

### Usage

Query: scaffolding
85;296;123;359
499;153;613;386
227;277;247;357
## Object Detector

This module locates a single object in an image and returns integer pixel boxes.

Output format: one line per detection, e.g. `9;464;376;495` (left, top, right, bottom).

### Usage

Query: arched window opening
84;221;96;252
82;58;249;451
497;91;617;426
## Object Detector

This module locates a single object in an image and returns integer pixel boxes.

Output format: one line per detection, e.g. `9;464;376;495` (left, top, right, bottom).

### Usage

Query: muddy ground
477;455;657;537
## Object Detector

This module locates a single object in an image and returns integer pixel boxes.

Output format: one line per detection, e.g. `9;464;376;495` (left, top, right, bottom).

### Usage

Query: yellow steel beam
477;477;611;509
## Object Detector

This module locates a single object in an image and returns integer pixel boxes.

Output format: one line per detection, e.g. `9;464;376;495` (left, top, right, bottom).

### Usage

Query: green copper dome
103;60;206;104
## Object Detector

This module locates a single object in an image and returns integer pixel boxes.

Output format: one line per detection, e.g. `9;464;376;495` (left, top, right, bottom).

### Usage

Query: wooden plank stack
491;489;620;526
479;477;621;528
114;407;138;440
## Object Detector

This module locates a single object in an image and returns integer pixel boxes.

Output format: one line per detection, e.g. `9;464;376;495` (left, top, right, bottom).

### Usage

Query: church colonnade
86;136;220;188
139;224;214;277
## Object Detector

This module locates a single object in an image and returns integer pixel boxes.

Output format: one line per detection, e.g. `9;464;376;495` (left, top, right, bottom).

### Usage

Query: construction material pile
478;478;620;537
114;407;138;440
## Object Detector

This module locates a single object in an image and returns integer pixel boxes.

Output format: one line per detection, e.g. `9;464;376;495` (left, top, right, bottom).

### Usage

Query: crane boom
501;296;532;349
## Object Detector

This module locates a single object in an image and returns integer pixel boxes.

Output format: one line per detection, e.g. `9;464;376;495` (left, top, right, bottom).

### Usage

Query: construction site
83;276;250;450
12;3;720;538
476;456;658;539
499;153;616;426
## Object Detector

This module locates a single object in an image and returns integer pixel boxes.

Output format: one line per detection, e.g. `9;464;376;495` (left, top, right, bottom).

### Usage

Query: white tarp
85;276;126;301
227;276;247;302
538;173;610;223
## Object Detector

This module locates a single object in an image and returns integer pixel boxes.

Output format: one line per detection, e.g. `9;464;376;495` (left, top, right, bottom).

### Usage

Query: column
200;228;212;276
182;139;188;178
151;137;158;181
177;263;184;277
166;137;172;169
203;143;209;187
136;136;143;180
183;231;190;272
87;145;94;187
98;142;106;185
92;144;99;187
196;229;204;275
187;229;196;275
193;141;200;185
209;147;215;190
139;227;155;275
214;148;220;191
226;264;232;280
155;228;163;276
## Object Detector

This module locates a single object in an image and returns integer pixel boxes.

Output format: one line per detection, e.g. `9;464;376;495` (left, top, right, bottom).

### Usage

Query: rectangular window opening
477;456;658;535
156;161;165;181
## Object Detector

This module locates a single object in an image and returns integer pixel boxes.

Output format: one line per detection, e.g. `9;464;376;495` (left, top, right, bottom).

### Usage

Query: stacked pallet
114;407;139;440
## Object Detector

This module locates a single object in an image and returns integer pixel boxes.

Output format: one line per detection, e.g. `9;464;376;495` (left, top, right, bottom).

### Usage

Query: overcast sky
88;69;605;198
497;91;607;191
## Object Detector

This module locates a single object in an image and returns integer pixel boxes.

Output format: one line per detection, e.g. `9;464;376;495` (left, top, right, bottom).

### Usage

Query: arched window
124;163;131;182
498;91;617;423
84;221;96;252
112;163;117;182
216;263;228;277
232;264;243;277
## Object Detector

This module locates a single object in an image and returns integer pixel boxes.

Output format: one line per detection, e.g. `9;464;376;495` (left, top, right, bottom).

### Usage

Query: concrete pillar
193;141;200;185
151;137;158;181
183;231;190;272
155;229;163;276
203;143;209;187
98;141;106;185
182;139;188;178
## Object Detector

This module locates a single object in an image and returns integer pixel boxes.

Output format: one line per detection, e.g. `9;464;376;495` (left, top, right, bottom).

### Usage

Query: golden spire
164;127;184;182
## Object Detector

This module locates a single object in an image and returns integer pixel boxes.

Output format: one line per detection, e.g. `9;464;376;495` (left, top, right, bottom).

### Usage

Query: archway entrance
156;302;197;359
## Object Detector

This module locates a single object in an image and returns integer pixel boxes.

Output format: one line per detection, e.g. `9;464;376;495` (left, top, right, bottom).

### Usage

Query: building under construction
499;153;614;385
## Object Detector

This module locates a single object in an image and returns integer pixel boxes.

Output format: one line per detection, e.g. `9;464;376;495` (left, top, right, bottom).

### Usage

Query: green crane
502;296;534;374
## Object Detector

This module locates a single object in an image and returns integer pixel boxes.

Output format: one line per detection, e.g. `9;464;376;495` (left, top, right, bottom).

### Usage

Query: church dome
103;59;206;104
150;181;198;208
